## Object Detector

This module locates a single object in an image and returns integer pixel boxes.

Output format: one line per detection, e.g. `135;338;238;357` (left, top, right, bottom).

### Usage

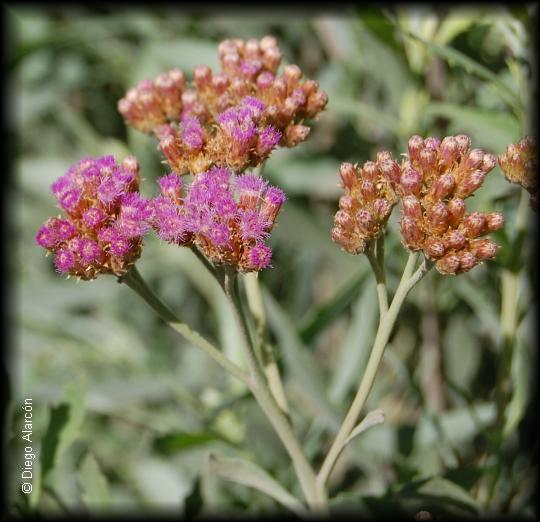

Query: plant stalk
317;253;430;490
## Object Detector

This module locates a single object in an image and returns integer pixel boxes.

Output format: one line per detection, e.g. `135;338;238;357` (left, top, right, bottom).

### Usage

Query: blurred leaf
207;453;307;516
41;377;86;484
345;409;385;445
79;453;110;509
433;10;482;45
263;290;340;430
153;431;227;455
329;278;378;402
299;268;369;345
424;102;520;152
184;477;204;518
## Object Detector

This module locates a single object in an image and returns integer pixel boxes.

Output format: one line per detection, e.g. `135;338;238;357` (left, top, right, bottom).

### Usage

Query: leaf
299;268;369;345
79;452;110;509
263;290;341;430
344;409;385;445
40;377;86;484
424;102;521;152
153;431;225;456
398;476;480;514
207;453;307;516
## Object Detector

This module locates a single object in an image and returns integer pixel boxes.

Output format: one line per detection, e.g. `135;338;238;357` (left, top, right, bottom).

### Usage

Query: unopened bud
462;212;487;238
211;72;229;93
256;71;275;90
469;238;498;260
362;161;378;182
356;209;376;234
400;216;424;249
481;153;496;173
121;155;140;175
335;210;354;229
408;135;424;161
379;159;401;185
360;180;376;200
373;198;393;221
456;170;485;198
424;137;441;150
339;163;357;190
447;198;466;227
458;251;477;272
485;212;504;231
436;253;460;275
245;38;260;57
400;166;422;195
464;149;484;170
424;238;446;259
306;90;328;115
260;35;278;51
427;201;450;234
283;64;302;86
439;136;459;166
402;195;422;221
339;195;354;211
419;148;437;172
430;173;455;200
443;230;467;250
284;124;310;146
454;134;471;153
272;77;288;100
263;46;282;72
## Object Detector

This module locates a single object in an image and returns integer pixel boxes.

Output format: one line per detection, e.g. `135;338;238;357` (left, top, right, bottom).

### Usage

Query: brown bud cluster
117;70;185;133
118;36;328;175
331;153;399;254
399;135;503;275
498;136;538;210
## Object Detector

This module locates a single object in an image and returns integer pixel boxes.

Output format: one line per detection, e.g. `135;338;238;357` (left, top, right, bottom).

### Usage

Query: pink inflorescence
149;167;286;272
36;155;151;279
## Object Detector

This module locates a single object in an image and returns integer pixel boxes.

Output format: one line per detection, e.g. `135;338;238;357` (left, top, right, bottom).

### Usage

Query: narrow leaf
207;453;307;515
79;453;110;508
344;409;385;445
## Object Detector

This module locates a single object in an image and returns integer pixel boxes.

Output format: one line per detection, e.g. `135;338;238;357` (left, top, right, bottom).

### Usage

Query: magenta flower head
150;167;285;272
35;155;149;280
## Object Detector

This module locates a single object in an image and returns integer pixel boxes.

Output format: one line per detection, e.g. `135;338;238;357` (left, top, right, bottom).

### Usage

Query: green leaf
79;452;110;509
207;453;307;516
263;290;341;430
299;268;369;345
424;102;521;152
153;431;225;455
344;409;385;445
40;377;86;484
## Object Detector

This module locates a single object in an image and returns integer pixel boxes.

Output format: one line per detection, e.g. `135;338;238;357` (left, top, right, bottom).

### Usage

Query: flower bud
339;195;354;211
306;90;328;115
400;166;422;195
462;212;487;238
424;238;446;259
373;198;393;221
469;238;498;260
379;159;401;185
454;134;471;153
339;162;357;190
419;148;437;172
481;153;496;173
485;212;504;232
356;209;376;234
447;198;466;227
439;136;459;166
430;173;455;201
334;209;353;228
456;170;485;198
256;71;275;90
283;64;302;86
436;253;460;275
408;135;424;162
263;46;282;72
443;230;466;250
260;35;278;51
402;195;423;221
426;201;449;234
424;137;441;150
400;216;424;249
464;149;484;170
284;124;310;146
360;180;376;200
458;251;477;272
362;161;378;182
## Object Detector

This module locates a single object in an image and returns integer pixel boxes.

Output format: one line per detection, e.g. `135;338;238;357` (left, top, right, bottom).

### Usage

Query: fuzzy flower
35;155;149;280
398;135;503;275
149;167;285;272
331;153;400;254
498;136;537;209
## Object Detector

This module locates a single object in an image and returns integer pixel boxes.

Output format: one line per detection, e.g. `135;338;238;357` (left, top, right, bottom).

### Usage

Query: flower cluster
498;136;537;209
117;69;185;134
35;155;151;279
331;153;400;254
399;135;504;274
149;167;286;272
119;35;328;175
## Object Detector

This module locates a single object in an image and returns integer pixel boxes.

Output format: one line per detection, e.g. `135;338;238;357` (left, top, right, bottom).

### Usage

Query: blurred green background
7;4;537;518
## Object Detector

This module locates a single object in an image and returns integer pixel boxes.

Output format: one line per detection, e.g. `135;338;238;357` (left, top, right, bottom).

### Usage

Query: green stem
244;272;290;416
317;253;430;490
223;269;326;512
119;266;251;387
366;240;388;316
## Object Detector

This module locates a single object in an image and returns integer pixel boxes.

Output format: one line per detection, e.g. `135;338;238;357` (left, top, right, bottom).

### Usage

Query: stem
366;240;388;317
244;272;290;416
223;270;326;512
317;253;431;490
119;266;251;387
190;245;218;279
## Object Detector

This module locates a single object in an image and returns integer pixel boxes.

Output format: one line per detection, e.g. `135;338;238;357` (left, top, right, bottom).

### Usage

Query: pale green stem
244;272;290;416
317;253;430;491
223;270;327;513
119;266;251;387
366;240;389;317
